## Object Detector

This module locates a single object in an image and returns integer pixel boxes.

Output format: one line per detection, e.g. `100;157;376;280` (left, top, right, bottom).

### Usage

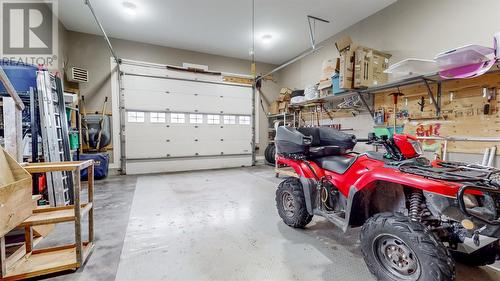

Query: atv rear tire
275;177;312;228
452;241;500;266
264;144;276;164
360;213;455;281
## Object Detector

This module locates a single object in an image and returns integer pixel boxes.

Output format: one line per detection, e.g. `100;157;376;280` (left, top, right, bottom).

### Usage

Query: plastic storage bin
0;62;38;93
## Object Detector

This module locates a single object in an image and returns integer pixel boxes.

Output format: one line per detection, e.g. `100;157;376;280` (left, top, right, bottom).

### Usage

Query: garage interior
1;0;500;280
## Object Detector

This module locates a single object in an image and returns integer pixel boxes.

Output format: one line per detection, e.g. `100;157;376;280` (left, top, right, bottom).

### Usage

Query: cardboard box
278;101;288;113
371;51;391;86
354;48;391;88
336;36;357;89
269;101;279;115
339;49;355;89
321;58;338;81
277;92;291;102
318;79;332;90
279;87;292;95
335;36;353;53
335;35;391;88
354;47;374;88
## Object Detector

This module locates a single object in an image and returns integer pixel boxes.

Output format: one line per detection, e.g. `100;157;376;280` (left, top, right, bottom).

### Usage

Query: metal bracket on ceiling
307;15;330;51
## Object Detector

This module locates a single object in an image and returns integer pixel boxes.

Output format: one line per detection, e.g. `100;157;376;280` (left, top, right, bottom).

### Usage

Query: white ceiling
59;0;396;65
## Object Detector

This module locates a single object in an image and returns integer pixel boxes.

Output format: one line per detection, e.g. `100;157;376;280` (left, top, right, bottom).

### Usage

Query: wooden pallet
0;160;95;281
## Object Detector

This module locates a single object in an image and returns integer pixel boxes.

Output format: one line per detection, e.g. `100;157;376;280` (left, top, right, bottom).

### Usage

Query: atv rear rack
398;161;500;186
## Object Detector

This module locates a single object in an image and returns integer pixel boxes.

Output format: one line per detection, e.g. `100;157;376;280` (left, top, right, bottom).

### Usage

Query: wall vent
68;67;89;83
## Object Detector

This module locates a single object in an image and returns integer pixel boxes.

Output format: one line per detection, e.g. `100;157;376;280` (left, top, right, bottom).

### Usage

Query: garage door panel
123;65;252;173
125;90;250;113
126;156;251;175
124;75;249;97
124;76;251;113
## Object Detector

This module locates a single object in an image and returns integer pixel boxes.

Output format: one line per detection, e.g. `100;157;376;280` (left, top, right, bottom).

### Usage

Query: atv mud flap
299;176;352;232
299;178;315;215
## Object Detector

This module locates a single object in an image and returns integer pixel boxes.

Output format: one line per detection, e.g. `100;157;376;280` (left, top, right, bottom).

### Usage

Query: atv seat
313;156;357;174
309;145;345;158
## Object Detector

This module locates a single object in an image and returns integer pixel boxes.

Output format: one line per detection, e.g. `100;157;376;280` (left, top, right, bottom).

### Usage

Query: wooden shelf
20;204;92;227
3;243;94;281
21;160;93;173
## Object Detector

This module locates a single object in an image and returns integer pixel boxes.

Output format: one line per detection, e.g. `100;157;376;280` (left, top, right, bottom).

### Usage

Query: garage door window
223;115;236;124
239;116;251;125
150;112;166;123
190;114;203;124
128;111;145;123
207;114;220;124
171;113;185;123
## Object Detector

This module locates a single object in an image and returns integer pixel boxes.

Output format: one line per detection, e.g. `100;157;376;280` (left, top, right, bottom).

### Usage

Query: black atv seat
309;145;345;158
313;156;357;174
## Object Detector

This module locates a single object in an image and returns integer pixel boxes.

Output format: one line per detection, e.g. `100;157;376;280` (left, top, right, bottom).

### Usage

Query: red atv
274;126;500;281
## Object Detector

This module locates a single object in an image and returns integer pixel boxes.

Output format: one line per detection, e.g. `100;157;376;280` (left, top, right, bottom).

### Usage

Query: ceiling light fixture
122;1;137;16
261;34;273;44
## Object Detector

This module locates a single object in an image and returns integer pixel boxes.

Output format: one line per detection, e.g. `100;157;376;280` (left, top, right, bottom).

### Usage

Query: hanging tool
483;87;497;115
418;96;426;112
81;96;90;146
96;96;109;150
389;92;404;132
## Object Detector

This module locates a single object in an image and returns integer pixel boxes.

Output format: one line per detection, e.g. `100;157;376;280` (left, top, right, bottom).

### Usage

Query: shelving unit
288;63;500;120
0;160;95;281
274;66;500;178
266;112;297;143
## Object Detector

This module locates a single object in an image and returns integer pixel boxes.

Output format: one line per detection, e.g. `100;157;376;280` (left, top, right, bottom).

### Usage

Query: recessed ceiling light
261;34;273;44
122;1;137;16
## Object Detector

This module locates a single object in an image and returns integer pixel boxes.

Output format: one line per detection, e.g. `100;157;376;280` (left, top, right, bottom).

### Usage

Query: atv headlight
409;140;423;155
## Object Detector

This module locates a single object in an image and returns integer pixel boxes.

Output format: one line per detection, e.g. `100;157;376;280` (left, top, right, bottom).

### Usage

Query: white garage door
120;62;253;174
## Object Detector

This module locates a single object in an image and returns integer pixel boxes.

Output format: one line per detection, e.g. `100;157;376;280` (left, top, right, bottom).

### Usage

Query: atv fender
344;183;407;229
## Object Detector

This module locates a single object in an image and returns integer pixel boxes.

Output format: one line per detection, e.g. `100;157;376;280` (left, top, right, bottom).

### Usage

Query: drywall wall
279;0;500;88
63;30;280;159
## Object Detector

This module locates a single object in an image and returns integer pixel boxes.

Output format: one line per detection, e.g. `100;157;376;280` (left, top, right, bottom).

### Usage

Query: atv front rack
457;185;500;226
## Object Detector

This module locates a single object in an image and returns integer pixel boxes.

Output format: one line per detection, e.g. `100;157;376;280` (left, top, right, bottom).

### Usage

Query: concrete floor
41;165;500;281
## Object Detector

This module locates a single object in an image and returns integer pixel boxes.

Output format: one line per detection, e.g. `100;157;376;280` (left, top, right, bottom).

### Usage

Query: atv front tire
275;177;312;228
360;213;455;281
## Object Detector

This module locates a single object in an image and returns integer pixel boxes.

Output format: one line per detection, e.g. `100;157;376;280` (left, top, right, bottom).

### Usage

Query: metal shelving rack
274;63;500;177
288;63;500;120
267;112;297;144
